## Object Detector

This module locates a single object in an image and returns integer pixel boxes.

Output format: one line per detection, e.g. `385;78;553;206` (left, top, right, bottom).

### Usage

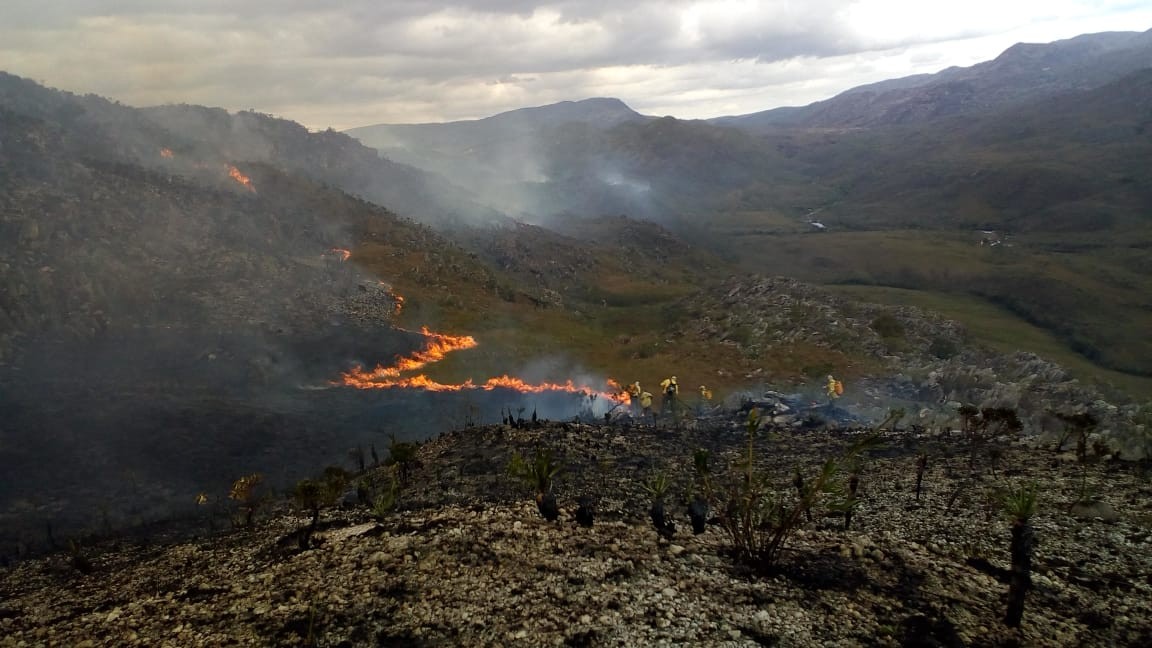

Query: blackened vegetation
537;492;560;522
644;472;676;540
915;453;928;501
1002;483;1039;628
688;496;709;535
574;496;595;528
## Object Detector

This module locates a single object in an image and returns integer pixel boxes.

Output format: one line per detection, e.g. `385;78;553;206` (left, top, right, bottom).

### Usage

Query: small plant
294;479;323;522
68;538;93;575
870;313;905;339
841;472;861;531
508;448;564;496
712;409;879;570
1054;411;1097;464
320;466;350;506
914;453;928;501
229;473;264;526
575;496;595;528
372;472;399;519
643;471;672;500
1055;411;1099;505
690;449;713;533
386;435;420;486
1001;482;1038;628
645;471;676;539
293;479;324;550
958;406;1021;473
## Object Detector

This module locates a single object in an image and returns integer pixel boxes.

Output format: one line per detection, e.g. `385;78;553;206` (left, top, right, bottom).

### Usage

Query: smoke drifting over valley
2;25;1152;557
0;72;620;546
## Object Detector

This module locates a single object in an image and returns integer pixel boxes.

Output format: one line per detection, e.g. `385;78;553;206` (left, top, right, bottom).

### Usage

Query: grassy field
350;213;1152;402
707;223;1152;392
827;284;1152;397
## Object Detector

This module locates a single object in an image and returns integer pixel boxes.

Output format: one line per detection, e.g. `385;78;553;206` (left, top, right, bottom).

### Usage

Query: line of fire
338;320;629;404
327;250;629;406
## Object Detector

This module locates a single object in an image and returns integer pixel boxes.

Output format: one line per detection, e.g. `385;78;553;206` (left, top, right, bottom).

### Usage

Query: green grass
826;284;1152;397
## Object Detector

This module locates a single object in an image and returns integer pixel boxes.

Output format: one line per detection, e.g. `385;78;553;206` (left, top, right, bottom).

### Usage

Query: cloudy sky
2;1;1150;129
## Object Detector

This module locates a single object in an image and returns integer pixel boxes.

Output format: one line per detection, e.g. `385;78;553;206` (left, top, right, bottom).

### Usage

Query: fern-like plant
1002;482;1038;628
714;409;879;570
507;448;564;496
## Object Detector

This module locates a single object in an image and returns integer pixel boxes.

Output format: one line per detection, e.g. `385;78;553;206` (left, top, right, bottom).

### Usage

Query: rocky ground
2;413;1151;647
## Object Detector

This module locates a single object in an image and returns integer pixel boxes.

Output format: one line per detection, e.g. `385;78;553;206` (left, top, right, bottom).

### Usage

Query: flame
337;316;627;404
329;248;352;262
159;147;174;158
606;378;631;405
344;327;477;382
227;165;256;192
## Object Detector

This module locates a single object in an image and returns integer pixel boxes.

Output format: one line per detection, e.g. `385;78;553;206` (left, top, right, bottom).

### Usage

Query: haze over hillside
1;26;1151;549
345;29;1152;379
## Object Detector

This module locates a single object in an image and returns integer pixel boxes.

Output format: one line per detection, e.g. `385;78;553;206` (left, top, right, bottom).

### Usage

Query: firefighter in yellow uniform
659;376;678;413
827;375;844;402
627;381;643;415
697;385;713;415
640;391;653;418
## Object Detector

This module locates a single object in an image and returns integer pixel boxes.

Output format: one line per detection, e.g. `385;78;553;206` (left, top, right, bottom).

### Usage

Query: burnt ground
0;321;600;550
2;415;1151;647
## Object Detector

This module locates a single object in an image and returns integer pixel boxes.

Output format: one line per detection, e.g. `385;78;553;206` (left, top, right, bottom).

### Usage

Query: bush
507;448;563;496
928;336;959;359
700;410;879;570
870;313;905;339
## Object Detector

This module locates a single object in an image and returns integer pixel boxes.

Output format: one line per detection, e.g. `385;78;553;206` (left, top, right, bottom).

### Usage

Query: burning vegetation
226;165;255;192
339;317;627;405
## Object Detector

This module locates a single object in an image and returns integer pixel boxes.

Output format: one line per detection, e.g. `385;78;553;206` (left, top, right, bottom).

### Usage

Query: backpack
834;380;844;396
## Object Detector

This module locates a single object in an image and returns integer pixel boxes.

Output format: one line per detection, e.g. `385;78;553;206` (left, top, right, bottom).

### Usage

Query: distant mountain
714;29;1152;131
346;98;649;219
347;97;645;150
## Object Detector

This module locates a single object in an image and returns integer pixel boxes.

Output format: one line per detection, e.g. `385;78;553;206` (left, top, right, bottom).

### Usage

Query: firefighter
697;384;713;416
640;391;653;418
827;374;844;401
659;376;679;413
627;381;643;415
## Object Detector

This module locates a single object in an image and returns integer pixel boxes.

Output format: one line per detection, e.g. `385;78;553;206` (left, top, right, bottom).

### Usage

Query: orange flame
159;147;174;158
329;248;352;262
337;318;627;404
344;327;476;382
227;165;256;192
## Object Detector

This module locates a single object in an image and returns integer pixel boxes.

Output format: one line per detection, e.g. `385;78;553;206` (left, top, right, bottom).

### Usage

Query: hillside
2;59;1150;579
3;417;1150;646
331;39;1152;381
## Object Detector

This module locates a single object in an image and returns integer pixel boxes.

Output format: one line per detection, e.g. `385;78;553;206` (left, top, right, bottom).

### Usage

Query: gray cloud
1;1;1149;127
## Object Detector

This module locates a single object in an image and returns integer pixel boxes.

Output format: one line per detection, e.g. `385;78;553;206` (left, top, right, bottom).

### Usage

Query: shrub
928;336;959;359
1001;482;1038;628
870;313;905;339
386;435;420;486
507;448;564;497
703;409;879;570
372;472;399;519
228;473;264;526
